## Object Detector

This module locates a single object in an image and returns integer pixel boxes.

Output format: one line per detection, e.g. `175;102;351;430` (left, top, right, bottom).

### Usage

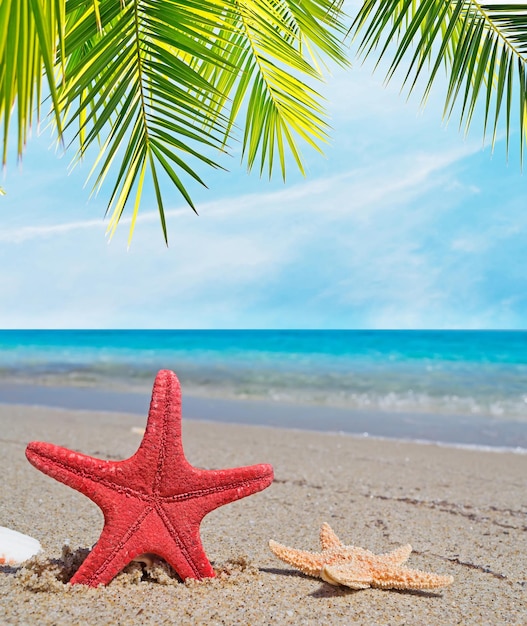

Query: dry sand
1;404;526;625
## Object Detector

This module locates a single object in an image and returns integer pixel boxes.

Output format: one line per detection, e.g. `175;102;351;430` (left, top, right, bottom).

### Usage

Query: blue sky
1;41;526;329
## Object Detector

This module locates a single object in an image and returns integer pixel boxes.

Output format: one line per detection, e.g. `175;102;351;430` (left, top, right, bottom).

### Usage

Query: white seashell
0;527;42;565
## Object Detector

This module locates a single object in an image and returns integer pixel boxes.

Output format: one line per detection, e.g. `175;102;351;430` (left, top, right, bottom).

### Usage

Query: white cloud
0;218;106;243
0;136;478;246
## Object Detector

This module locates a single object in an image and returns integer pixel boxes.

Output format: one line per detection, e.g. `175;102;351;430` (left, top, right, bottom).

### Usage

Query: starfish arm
71;543;134;587
268;540;326;578
370;565;454;590
321;563;372;589
162;464;274;514
202;464;274;509
380;544;412;565
25;442;144;509
319;523;343;550
131;370;192;489
71;505;157;586
152;506;215;580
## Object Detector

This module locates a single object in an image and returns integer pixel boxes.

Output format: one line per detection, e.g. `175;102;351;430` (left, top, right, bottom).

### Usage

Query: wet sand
1;404;526;625
1;381;527;449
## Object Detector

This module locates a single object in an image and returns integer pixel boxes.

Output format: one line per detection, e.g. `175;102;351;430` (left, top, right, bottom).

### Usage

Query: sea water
1;330;527;449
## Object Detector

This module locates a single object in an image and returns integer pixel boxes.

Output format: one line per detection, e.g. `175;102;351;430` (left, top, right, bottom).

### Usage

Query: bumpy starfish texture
269;523;453;591
26;370;274;587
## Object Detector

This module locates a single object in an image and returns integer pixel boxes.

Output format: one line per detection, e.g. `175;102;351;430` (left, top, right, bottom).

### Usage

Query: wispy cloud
0;218;107;243
0;137;493;328
0;136;479;247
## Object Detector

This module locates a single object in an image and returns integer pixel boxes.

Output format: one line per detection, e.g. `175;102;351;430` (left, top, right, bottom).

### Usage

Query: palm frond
58;0;259;243
0;0;65;164
351;1;527;159
192;0;349;179
2;0;348;242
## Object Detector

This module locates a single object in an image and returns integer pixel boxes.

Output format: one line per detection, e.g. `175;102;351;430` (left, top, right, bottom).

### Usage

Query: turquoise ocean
1;330;527;451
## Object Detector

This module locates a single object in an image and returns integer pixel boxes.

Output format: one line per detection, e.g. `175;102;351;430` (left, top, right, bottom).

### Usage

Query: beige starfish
269;523;453;590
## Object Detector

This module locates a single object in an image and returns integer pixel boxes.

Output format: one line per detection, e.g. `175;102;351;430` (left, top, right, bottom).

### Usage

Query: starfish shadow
390;588;446;598
309;583;361;598
261;566;358;597
260;566;311;579
310;584;445;598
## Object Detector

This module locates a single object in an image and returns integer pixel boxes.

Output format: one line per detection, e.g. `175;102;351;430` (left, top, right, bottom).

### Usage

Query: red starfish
25;370;274;587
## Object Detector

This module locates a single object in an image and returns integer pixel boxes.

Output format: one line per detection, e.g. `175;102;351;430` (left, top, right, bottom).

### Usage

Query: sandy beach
1;403;526;625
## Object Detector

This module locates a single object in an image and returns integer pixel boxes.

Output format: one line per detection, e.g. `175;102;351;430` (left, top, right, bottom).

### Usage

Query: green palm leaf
194;0;348;178
1;0;348;242
0;0;65;164
351;1;527;159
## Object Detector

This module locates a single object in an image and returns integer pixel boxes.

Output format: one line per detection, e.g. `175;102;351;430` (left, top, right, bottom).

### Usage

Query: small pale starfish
269;523;453;590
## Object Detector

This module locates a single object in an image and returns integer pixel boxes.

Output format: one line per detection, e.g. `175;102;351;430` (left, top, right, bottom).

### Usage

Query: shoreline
1;381;527;452
1;403;526;624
